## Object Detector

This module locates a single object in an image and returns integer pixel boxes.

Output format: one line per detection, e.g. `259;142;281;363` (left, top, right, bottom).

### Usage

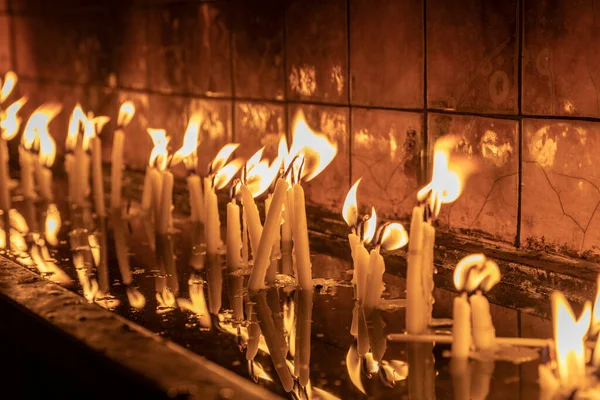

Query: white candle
292;183;312;291
149;167;163;224
141;166;154;213
264;194;280;285
248;178;287;293
226;199;242;271
353;243;369;302
91;136;105;217
452;293;471;358
280;188;294;276
157;171;173;235
0;138;10;212
110;127;125;211
38;166;53;203
348;231;360;258
204;177;221;255
364;247;384;312
73;141;88;208
406;205;426;333
65;152;76;203
187;174;204;222
18;146;35;199
470;291;496;351
240;183;262;258
112;215;132;285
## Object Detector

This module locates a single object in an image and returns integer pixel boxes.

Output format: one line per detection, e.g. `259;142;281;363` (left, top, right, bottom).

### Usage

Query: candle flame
82;114;110;150
66;104;86;151
244;145;281;198
22;103;62;165
147;128;170;170
361;207;377;244
343;178;361;228
126;287;146;309
379;222;408;250
44;203;61;247
552;291;591;388
346;344;366;395
287;110;337;182
209;143;239;175
0;71;17;103
172;114;201;172
156;287;177;312
1;97;27;141
417;136;474;218
213;158;244;190
248;359;274;383
117;101;136;127
453;253;500;293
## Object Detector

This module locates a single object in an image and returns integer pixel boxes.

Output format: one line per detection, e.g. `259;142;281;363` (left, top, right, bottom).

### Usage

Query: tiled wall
3;0;600;258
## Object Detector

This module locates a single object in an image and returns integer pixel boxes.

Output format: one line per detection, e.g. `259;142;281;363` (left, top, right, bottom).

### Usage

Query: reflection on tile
288;104;349;210
147;2;231;96
234;102;284;160
232;0;284;100
350;0;423;108
429;114;518;242
523;0;600;117
521;119;600;256
117;9;148;90
351;108;422;220
190;98;232;176
0;15;11;73
286;0;347;102
115;92;150;169
427;0;518;113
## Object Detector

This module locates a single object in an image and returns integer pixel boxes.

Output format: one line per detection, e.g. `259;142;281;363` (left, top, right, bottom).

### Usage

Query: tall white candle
280;189;294;276
264;194;280;285
110;127;125;211
452;293;471;358
65;152;76;203
292;183;312;291
470;291;496;351
364;247;384;312
187;174;204;222
248;178;287;293
353;243;369;302
19;146;35;199
91;136;105;218
204;177;221;255
226;199;242;271
141;167;153;213
73;141;88;208
240;183;262;258
0;139;10;212
38;167;53;203
406;205;426;333
149;167;163;224
158;171;173;235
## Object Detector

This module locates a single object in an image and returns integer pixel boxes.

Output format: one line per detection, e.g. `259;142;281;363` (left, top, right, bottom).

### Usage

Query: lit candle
65;105;85;203
145;129;169;226
264;192;281;285
240;183;262;258
110;101;135;212
158;168;174;235
226;185;242;272
89;116;110;218
452;292;471;358
405;203;428;334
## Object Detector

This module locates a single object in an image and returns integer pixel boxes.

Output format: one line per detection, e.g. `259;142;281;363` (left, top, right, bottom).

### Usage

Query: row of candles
0;71;598;398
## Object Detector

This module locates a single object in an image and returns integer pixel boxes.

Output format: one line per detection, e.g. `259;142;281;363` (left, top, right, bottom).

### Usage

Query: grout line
347;0;352;188
515;0;524;248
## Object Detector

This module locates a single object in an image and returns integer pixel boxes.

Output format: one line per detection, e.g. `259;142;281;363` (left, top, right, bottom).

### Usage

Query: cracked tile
286;0;348;103
350;0;423;108
234;102;285;161
521;119;600;256
427;0;518;114
147;2;231;96
429;113;518;242
351;108;423;221
232;0;284;100
288;104;349;210
523;0;600;117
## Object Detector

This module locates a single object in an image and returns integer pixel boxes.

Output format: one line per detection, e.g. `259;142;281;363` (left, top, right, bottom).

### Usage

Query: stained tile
288;104;349;210
286;0;348;103
0;15;11;73
234;102;285;160
116;9;148;90
350;0;423;108
521;119;600;256
428;113;519;242
147;2;231;96
427;0;518;114
351;108;422;221
232;0;284;100
524;0;600;117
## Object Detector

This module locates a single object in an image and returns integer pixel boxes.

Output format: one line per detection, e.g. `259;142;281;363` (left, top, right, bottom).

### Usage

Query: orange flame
417;136;474;218
243;145;281;197
287;110;337;182
379;222;408;250
361;207;377;244
117;101;136;127
209;143;239;174
1;97;27;141
22;104;62;164
147;129;170;170
172;115;201;171
343;178;361;228
552;292;591;389
453;254;500;293
213;158;244;190
0;71;17;103
44;203;61;247
82;113;110;150
66;104;86;151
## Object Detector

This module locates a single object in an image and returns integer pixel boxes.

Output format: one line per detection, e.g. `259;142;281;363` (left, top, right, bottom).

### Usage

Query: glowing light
287;110;337;182
44;203;61;247
552;291;591;389
361;207;377;244
1;97;27;140
342;178;361;228
417;136;474;218
147;129;170;170
379;223;408;251
172;115;201;171
213;158;244;190
209;143;239;175
453;254;500;293
117;101;135;127
22;104;62;164
243;145;281;198
0;71;17;103
66;105;86;151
